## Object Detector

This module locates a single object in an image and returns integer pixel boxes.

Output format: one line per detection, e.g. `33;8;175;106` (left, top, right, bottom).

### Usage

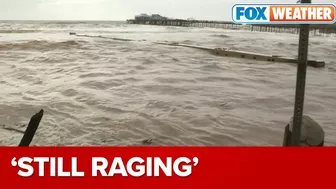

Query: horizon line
0;19;126;21
0;19;232;22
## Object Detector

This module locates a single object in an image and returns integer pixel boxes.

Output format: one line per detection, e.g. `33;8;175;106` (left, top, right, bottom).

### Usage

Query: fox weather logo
231;3;336;24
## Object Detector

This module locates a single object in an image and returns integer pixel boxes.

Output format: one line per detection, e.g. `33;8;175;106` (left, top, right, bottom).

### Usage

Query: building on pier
134;13;167;21
134;14;150;21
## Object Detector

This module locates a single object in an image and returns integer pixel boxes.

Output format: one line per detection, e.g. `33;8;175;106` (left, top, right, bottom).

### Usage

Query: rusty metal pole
291;0;311;146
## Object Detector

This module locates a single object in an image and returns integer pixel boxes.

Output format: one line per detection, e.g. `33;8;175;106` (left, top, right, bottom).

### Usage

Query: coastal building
150;14;167;20
134;13;167;21
135;13;150;21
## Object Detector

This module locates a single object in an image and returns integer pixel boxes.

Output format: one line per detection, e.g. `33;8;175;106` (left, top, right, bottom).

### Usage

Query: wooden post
18;109;44;147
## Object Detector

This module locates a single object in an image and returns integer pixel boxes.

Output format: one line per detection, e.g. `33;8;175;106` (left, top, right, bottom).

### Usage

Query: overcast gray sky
0;0;334;21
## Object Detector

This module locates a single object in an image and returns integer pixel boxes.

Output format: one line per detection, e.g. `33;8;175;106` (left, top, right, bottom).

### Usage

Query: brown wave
0;40;84;51
0;30;40;34
211;34;231;38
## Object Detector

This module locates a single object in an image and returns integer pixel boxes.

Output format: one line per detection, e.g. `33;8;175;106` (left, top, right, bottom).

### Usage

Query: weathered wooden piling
18;109;44;147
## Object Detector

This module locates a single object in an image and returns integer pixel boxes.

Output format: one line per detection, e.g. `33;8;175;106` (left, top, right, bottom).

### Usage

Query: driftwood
18;109;44;147
3;126;25;134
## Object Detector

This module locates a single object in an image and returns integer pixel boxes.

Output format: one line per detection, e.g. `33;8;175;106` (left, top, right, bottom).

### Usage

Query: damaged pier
127;14;336;36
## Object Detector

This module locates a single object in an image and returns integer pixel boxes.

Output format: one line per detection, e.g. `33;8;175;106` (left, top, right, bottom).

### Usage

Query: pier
126;14;336;36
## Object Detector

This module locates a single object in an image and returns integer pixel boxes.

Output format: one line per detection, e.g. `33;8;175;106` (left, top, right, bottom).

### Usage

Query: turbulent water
0;21;335;146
